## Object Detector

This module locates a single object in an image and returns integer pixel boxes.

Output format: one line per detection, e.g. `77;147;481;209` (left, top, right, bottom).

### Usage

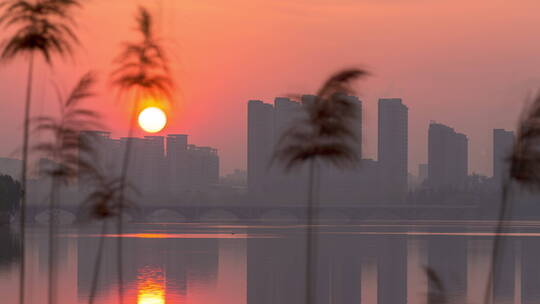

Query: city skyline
0;90;521;177
245;94;514;203
247;95;512;180
378;98;408;198
0;0;534;176
78;131;220;196
0;96;515;183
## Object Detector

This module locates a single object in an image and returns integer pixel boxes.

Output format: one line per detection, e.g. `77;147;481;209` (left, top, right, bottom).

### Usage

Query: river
0;220;533;304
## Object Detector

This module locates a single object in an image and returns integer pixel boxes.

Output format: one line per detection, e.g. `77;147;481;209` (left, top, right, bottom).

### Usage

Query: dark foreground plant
33;72;99;304
483;93;540;304
425;266;447;304
80;172;135;304
0;1;82;302
272;68;368;304
110;6;173;303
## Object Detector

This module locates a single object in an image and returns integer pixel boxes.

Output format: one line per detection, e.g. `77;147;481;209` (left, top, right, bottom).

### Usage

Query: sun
138;107;167;133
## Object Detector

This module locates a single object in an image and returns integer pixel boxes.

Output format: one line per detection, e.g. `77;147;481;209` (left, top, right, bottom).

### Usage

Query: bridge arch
199;209;239;222
147;209;187;222
35;209;76;225
259;209;300;223
318;210;351;223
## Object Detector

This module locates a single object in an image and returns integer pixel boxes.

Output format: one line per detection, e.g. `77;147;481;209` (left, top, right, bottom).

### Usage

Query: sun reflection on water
137;266;166;304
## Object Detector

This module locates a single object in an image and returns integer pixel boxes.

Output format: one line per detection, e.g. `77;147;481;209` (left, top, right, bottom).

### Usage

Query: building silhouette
221;169;247;188
78;131;117;181
428;122;468;190
427;235;468;304
166;134;189;196
274;97;302;144
0;157;21;181
143;136;166;192
378;98;408;201
120;136;155;195
186;145;220;188
418;163;428;184
78;131;219;202
250;97;307;203
247;95;368;204
492;129;515;185
247;100;274;199
377;236;407;304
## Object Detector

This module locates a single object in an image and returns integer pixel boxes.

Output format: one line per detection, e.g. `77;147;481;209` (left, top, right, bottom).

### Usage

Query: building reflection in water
427;235;468;304
0;226;21;270
0;224;533;304
247;230;306;304
522;238;540;304
378;235;407;304
492;238;515;304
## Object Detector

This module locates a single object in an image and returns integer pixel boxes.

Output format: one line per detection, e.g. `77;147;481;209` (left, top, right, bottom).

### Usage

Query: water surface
0;220;532;304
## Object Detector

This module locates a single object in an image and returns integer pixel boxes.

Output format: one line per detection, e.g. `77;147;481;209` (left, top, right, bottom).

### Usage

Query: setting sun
138;107;167;133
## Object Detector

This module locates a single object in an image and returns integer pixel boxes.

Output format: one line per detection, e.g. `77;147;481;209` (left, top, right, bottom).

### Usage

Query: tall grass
110;7;173;303
32;72;100;304
0;1;82;302
272;69;367;304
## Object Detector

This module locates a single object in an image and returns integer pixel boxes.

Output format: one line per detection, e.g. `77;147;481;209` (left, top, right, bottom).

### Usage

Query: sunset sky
1;0;539;176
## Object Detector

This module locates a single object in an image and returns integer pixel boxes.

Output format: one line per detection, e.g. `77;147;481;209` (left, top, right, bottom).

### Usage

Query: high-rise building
335;95;362;157
493;129;515;184
78;131;116;186
0;157;22;181
247;95;364;203
166;134;188;153
166;134;189;195
428;122;468;190
120;136;148;192
267;98;305;202
418;163;428;184
142;136;166;194
78;132;219;201
247;100;274;197
299;94;362;155
274;97;302;142
165;134;220;193
378;98;408;200
186;145;219;188
521;239;540;304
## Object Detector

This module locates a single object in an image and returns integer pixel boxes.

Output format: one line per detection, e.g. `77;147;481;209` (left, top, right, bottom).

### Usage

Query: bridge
22;203;485;224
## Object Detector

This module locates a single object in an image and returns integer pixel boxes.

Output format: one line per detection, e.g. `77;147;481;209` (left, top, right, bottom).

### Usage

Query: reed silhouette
509;94;540;187
32;72;100;304
425;266;447;304
0;0;82;302
272;68;367;304
480;93;540;304
110;6;173;303
81;172;135;304
0;226;21;270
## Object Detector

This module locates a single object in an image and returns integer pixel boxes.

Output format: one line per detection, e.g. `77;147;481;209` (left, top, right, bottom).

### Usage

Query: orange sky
1;0;539;176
